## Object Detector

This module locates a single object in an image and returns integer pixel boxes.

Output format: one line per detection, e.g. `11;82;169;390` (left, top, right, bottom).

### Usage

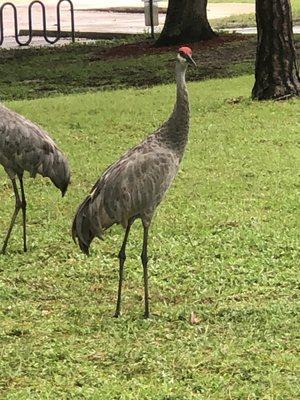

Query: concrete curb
18;29;138;40
77;7;167;14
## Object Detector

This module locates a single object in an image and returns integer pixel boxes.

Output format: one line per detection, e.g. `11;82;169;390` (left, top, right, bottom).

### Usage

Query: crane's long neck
158;62;190;158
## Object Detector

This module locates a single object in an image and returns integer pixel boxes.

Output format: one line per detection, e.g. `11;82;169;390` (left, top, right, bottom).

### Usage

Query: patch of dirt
92;34;251;60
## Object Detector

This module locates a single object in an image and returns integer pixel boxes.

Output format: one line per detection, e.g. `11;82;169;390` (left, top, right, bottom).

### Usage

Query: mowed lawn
0;75;299;399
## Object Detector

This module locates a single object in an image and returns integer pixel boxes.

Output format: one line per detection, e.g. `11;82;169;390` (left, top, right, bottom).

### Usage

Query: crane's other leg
114;218;134;318
141;221;150;318
19;175;27;252
1;178;22;254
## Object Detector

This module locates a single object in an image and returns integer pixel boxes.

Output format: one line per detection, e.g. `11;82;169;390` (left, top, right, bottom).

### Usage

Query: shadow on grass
0;34;299;101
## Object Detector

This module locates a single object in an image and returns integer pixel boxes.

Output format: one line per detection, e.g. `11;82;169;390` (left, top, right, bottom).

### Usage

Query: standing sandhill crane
72;47;196;318
0;104;70;254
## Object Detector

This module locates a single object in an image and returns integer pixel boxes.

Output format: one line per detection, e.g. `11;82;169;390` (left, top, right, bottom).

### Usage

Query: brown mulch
101;34;251;60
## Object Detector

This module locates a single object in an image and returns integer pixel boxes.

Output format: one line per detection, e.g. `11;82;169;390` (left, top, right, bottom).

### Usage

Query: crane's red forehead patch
178;46;192;56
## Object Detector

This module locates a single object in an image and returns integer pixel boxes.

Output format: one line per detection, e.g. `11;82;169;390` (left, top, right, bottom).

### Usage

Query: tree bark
155;0;215;47
252;0;300;100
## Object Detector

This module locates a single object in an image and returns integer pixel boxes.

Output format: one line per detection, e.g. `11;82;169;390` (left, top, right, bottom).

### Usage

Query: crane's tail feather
72;195;104;255
72;197;93;255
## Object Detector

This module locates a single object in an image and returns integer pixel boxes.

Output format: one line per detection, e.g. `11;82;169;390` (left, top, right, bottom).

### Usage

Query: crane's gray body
0;103;70;253
72;49;195;317
72;62;189;254
0;104;70;194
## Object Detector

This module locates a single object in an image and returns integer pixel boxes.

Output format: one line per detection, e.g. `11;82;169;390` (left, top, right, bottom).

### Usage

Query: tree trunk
252;0;300;100
155;0;215;47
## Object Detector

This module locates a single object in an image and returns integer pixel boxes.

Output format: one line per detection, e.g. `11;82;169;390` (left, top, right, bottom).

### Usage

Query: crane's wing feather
72;136;180;253
92;137;179;226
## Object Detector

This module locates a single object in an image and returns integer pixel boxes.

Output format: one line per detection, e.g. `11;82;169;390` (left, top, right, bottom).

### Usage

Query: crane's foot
113;311;121;318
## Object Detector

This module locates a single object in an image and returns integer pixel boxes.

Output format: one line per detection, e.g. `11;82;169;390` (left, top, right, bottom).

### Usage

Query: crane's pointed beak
187;55;197;67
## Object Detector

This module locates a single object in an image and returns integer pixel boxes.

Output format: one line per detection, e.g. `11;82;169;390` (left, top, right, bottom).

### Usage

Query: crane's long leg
1;178;22;254
19;175;27;252
141;222;150;319
114;218;134;318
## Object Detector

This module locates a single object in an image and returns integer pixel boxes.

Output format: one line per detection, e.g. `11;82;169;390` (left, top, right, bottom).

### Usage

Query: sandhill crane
0;104;70;254
72;47;196;318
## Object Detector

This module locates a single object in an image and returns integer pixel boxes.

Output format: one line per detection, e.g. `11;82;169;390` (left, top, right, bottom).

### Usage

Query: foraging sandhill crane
0;104;70;254
72;47;196;318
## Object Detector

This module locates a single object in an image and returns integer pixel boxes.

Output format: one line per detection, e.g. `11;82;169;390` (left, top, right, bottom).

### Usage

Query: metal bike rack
0;0;75;46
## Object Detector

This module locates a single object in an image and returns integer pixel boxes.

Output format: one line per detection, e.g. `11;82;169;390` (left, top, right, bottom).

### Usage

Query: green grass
210;0;300;28
0;35;258;101
0;32;298;103
211;13;256;30
0;73;299;399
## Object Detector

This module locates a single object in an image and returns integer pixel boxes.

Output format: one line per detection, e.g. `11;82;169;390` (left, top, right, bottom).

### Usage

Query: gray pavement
0;11;164;48
0;4;164;48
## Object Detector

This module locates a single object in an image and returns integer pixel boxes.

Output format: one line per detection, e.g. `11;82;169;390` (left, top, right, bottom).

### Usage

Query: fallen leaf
190;311;201;325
